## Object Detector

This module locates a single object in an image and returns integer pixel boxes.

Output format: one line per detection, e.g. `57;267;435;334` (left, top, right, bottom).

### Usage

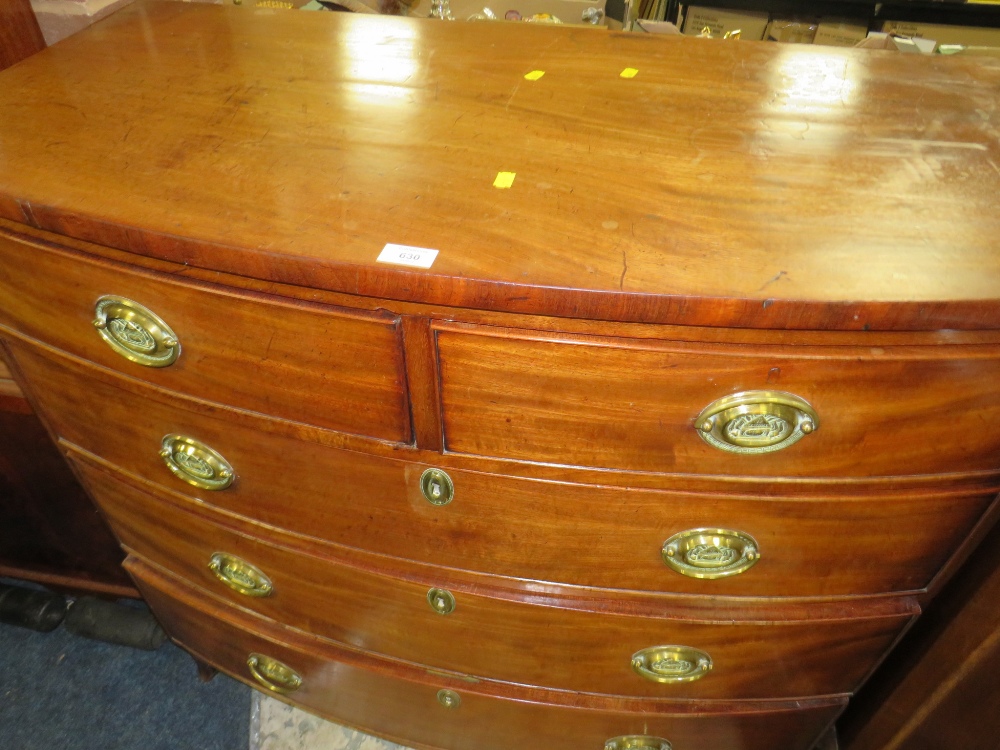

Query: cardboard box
680;5;769;40
881;20;1000;48
765;17;818;43
813;18;869;47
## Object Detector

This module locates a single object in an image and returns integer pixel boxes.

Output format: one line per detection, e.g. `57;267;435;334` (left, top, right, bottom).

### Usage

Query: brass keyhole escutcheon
436;689;461;709
246;653;302;694
160;434;235;491
208;552;273;597
696;390;818;455
427;587;456;615
605;737;673;750
631;645;712;684
420;468;454;506
661;529;760;579
92;296;180;368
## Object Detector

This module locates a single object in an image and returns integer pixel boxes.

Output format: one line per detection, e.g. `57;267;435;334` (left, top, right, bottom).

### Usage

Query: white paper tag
377;244;439;269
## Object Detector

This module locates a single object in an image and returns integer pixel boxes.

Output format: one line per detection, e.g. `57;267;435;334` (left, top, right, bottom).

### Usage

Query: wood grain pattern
0;2;998;330
8;215;1000;352
129;555;848;750
1;5;998;748
436;323;1000;477
0;229;411;442
0;0;45;73
16;339;996;599
77;456;916;700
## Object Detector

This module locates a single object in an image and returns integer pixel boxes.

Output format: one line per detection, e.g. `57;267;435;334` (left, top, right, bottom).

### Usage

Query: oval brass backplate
92;295;180;368
160;434;234;491
247;653;302;694
605;737;673;750
695;390;818;455
427;587;456;615
420;468;454;506
661;528;760;579
631;645;712;684
436;689;461;708
208;552;273;597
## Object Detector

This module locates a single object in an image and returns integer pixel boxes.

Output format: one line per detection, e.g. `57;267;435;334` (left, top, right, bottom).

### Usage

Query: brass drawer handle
427;587;456;615
160;434;234;490
93;296;179;368
605;737;672;750
420;468;454;506
246;653;302;694
436;689;461;708
696;390;818;454
208;552;272;597
632;645;712;684
661;528;760;579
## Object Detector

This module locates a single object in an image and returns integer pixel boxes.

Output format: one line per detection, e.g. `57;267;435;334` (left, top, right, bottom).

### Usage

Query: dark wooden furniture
0;357;134;596
0;3;998;748
839;514;1000;750
0;0;45;73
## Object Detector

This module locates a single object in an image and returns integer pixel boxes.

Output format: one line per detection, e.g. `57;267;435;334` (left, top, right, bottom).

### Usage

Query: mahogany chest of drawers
1;4;999;749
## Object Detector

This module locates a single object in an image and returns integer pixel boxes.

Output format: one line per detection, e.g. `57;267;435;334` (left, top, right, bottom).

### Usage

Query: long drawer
129;556;847;750
0;229;410;441
75;453;916;700
12;338;997;598
436;322;1000;477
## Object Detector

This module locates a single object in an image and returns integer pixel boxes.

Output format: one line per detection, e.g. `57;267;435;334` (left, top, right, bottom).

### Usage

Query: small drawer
129;556;847;750
78;456;916;699
0;231;410;442
16;340;999;599
435;323;1000;477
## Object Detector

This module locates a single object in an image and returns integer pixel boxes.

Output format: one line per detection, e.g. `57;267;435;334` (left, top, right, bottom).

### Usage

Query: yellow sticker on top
620;68;639;79
524;70;546;81
493;172;516;189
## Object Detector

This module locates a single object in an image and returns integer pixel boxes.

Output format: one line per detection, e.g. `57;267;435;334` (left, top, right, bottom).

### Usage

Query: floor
252;694;410;750
0;614;250;750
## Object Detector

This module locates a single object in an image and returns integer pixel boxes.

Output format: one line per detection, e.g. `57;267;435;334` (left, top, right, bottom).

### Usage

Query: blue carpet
0;618;251;750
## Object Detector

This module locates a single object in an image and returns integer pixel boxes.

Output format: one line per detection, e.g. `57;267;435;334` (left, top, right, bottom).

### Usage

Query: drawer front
436;324;1000;477
0;232;410;441
130;556;846;750
16;340;998;599
77;456;913;699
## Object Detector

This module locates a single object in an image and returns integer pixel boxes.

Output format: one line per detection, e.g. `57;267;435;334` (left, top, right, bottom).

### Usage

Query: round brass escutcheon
208;552;273;597
92;296;180;368
695;390;818;455
419;468;454;506
605;737;673;750
436;689;461;709
247;653;302;694
160;434;235;491
426;587;456;615
661;528;760;580
631;645;712;684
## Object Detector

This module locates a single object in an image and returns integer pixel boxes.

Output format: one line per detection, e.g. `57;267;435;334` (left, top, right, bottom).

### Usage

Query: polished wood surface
0;231;411;441
0;2;999;331
1;5;999;749
76;456;916;700
0;0;45;73
13;339;996;600
130;556;847;750
436;323;1000;476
